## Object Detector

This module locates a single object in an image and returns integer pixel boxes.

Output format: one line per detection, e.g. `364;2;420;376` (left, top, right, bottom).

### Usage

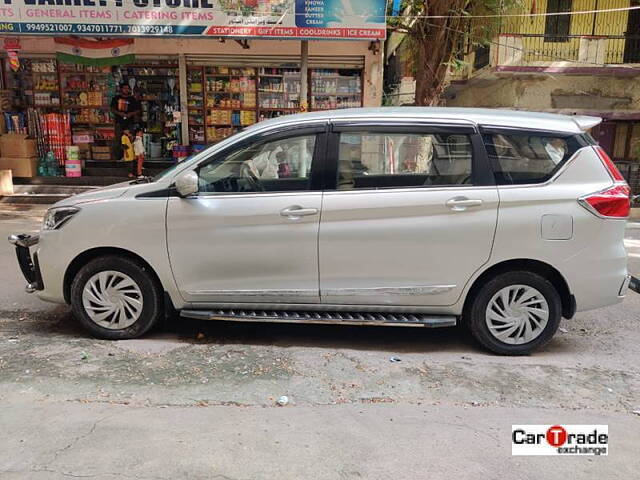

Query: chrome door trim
186;289;319;298
322;285;456;296
323;185;497;196
193;191;323;199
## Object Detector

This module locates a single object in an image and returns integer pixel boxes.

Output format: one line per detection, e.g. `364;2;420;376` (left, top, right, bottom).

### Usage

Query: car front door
319;121;498;307
167;125;326;305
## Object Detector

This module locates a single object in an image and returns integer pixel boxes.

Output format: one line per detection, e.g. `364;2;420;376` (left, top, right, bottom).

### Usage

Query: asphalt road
0;208;639;479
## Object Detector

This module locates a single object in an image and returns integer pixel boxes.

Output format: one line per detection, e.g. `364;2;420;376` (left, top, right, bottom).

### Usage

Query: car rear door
318;119;498;307
166;123;327;305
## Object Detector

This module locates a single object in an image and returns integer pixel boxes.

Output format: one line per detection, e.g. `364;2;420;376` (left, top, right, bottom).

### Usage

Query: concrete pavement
1;403;638;480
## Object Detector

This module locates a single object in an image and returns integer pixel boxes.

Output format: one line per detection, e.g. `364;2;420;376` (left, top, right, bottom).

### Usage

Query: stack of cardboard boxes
0;133;39;177
91;145;111;161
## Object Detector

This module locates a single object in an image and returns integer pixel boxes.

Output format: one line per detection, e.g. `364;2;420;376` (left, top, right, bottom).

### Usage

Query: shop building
0;0;385;181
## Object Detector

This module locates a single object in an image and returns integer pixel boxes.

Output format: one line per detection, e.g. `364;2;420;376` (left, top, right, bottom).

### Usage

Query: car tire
70;255;163;340
465;271;562;355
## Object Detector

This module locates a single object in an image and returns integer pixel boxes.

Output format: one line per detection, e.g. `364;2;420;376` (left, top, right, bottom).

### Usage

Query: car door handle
280;206;319;218
446;197;483;211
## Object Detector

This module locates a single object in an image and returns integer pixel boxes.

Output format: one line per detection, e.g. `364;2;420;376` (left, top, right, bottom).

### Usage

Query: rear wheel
70;255;163;340
465;271;561;355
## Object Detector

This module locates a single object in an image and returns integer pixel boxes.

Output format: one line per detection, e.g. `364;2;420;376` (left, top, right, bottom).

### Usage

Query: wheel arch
63;247;166;306
463;258;575;320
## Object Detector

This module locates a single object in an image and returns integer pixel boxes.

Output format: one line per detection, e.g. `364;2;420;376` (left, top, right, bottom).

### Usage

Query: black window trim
325;121;494;190
191;122;329;196
479;125;590;142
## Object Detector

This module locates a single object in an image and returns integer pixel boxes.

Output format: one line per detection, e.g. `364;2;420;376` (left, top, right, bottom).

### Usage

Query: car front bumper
8;233;43;293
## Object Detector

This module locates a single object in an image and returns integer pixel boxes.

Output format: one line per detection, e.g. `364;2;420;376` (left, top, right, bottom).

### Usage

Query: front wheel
465;271;562;355
70;255;163;340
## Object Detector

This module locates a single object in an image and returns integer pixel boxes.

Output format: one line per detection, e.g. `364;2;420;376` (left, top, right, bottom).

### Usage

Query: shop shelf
59;72;110;76
311;93;362;96
206;74;256;77
206;106;256;111
63;89;106;93
65;104;106;109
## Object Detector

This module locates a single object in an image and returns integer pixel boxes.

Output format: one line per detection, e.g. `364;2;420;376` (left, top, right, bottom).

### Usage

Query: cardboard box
0;134;38;158
72;134;94;144
0;169;13;195
91;145;111;154
92;153;112;161
0;156;38;178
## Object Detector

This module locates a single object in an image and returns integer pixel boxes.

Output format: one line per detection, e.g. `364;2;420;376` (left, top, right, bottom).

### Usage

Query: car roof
251;107;601;135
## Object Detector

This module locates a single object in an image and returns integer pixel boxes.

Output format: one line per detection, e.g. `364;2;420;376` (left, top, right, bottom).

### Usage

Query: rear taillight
580;184;630;218
594;146;625;182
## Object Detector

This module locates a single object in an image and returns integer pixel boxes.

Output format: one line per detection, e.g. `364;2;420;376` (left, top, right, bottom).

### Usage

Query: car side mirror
175;171;199;198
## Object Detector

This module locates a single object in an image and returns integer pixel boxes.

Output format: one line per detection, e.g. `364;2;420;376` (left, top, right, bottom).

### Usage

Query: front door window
198;135;317;194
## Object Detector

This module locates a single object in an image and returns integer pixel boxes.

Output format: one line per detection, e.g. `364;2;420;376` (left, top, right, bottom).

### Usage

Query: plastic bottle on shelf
45;151;59;177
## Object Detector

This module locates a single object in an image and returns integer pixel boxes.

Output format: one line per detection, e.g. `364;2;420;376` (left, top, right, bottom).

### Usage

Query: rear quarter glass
481;130;590;185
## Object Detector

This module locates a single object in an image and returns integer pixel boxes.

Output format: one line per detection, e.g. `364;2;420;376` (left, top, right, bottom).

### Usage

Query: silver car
9;108;632;355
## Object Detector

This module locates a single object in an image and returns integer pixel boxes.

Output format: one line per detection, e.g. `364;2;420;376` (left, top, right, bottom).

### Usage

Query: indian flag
55;37;135;66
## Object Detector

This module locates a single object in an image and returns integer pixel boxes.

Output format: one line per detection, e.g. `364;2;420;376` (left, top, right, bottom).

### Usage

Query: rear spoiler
573;115;602;132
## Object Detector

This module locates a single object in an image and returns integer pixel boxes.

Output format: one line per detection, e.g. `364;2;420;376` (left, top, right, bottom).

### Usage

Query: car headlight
42;206;80;231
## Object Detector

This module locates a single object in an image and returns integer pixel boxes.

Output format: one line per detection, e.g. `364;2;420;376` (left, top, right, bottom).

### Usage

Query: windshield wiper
130;176;153;184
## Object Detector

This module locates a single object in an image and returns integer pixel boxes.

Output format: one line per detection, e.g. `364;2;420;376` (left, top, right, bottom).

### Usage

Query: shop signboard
0;0;386;39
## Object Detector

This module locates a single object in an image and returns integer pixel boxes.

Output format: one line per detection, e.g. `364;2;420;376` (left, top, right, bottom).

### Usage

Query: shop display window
205;66;257;143
59;63;115;157
115;61;181;160
187;66;205;144
4;58;60;109
258;67;301;117
310;69;362;111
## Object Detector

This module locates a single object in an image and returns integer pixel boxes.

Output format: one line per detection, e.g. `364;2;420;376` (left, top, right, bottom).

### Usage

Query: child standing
133;129;145;177
121;129;135;178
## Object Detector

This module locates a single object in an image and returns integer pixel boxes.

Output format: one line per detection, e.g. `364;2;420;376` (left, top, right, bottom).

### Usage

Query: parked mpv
10;108;631;355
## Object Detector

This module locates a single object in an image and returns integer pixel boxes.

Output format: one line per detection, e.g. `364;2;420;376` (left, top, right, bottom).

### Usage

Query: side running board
180;309;457;328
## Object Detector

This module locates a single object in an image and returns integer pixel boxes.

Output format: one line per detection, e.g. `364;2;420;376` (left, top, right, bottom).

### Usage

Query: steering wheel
239;164;264;192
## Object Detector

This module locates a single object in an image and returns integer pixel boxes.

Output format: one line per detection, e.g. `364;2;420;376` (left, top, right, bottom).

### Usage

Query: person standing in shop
133;128;146;177
121;128;136;178
110;83;141;160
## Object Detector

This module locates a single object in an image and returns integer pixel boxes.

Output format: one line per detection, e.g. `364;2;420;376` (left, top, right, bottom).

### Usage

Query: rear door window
482;131;587;185
337;131;473;190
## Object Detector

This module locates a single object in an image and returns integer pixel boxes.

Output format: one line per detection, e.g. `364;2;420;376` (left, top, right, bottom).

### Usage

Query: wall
445;72;640;118
15;37;383;107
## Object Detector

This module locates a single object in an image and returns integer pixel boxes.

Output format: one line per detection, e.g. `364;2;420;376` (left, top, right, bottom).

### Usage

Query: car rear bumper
8;233;43;293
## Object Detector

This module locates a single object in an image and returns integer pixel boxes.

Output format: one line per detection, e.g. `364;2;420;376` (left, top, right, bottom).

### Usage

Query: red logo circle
546;425;567;447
